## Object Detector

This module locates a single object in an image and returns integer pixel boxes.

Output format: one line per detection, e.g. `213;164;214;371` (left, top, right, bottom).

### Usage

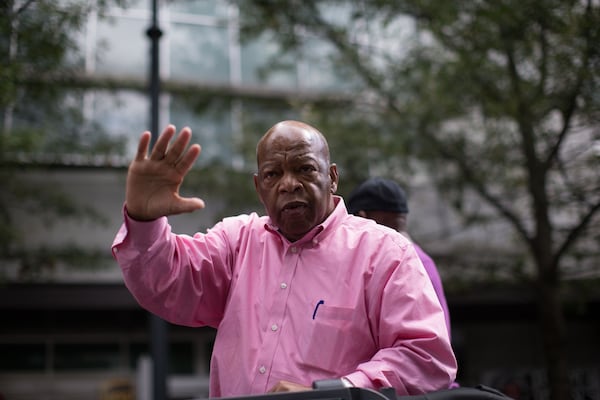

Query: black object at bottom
397;385;512;400
217;387;387;400
215;385;513;400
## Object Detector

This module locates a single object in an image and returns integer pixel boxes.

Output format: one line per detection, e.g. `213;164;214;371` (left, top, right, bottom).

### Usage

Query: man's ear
329;164;339;193
253;173;264;204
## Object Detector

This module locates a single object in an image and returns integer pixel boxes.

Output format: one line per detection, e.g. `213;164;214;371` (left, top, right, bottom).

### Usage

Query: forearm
344;341;457;394
112;208;227;327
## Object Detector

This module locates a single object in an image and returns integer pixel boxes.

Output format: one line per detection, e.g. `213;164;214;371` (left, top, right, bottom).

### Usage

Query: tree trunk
537;277;569;400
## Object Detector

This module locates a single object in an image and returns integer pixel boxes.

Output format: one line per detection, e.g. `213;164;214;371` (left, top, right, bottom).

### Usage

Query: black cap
347;177;409;215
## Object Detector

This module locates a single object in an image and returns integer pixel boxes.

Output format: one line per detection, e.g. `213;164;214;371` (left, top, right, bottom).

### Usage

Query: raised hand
125;125;205;221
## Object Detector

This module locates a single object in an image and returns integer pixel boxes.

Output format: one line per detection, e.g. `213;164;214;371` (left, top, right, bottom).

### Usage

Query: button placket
253;242;301;391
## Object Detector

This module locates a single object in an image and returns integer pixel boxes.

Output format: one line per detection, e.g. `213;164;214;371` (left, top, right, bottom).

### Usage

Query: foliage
0;0;131;279
235;0;600;283
0;0;131;156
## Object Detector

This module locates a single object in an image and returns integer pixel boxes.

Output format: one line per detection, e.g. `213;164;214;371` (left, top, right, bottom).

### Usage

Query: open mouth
282;201;307;214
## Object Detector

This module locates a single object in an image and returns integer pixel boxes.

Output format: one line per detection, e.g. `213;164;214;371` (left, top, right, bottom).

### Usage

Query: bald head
256;120;330;167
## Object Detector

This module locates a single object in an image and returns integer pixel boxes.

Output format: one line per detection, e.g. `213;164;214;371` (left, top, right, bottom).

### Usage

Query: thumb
171;197;206;215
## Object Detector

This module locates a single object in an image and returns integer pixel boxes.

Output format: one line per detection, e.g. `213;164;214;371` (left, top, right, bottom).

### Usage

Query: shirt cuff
343;371;372;389
120;205;169;248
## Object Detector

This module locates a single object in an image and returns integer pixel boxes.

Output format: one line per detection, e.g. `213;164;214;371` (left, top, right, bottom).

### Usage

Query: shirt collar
264;195;348;245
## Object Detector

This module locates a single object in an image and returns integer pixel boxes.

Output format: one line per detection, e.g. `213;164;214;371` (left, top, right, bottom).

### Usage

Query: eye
299;165;316;174
261;169;280;181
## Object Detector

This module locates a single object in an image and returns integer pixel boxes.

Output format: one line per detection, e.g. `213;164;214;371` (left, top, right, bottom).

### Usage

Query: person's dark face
361;210;406;232
254;122;338;242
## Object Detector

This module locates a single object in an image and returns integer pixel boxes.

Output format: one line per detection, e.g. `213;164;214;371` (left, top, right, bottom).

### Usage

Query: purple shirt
413;244;452;338
112;196;456;397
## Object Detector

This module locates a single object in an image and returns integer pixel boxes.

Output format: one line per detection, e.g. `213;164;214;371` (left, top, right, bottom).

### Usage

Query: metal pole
148;0;162;147
146;1;168;400
150;313;168;400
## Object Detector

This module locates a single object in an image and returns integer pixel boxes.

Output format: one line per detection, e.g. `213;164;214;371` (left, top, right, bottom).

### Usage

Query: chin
281;226;309;240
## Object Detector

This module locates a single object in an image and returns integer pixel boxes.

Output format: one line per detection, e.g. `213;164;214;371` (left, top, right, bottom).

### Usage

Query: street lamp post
148;0;162;146
147;1;168;400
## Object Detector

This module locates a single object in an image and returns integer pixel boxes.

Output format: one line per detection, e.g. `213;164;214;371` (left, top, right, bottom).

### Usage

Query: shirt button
271;324;278;331
280;282;287;289
312;238;319;245
291;247;298;253
259;366;266;374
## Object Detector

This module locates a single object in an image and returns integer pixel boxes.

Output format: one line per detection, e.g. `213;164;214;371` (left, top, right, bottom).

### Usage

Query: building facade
1;1;598;400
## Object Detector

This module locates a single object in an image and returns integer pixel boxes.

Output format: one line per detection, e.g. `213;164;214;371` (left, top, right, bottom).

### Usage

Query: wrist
124;205;155;222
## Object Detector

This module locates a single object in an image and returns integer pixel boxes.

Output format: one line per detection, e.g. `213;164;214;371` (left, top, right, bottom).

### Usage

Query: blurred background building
0;1;598;400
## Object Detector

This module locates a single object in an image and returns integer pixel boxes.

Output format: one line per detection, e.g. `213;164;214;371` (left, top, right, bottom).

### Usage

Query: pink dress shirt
112;196;457;397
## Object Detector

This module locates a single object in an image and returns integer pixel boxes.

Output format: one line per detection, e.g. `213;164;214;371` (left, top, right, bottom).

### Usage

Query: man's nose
279;172;302;192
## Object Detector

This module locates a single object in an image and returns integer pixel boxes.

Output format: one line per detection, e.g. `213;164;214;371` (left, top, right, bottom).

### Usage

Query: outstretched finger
150;125;176;161
135;131;151;162
164;126;192;165
175;144;201;175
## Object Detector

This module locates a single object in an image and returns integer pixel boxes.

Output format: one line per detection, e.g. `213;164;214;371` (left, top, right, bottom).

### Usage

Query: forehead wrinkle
256;122;330;167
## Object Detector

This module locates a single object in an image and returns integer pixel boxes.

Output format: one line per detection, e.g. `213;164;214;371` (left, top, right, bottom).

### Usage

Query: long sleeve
111;207;233;328
342;238;456;394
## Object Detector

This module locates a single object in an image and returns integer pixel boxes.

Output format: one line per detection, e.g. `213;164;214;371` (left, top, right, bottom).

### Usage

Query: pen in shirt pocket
312;299;324;319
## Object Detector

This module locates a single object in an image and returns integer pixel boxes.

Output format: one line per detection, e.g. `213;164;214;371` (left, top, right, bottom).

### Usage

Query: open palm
125;125;205;221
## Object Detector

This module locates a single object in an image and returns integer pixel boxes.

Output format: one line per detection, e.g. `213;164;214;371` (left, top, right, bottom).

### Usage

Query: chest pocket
300;304;373;373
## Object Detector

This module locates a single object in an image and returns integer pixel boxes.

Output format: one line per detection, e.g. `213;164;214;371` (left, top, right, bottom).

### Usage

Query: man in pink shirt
112;121;457;397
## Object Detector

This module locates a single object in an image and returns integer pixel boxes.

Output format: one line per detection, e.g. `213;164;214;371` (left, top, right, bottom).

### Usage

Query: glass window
169;0;230;18
7;88;127;159
65;21;87;70
169;23;230;83
119;0;148;11
298;39;364;91
90;89;149;158
298;37;352;90
54;343;121;371
169;94;233;165
170;342;194;374
95;16;148;76
0;343;45;371
241;33;298;89
129;342;149;370
129;341;194;374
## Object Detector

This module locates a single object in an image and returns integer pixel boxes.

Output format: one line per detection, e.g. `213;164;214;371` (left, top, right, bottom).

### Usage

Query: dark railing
216;381;512;400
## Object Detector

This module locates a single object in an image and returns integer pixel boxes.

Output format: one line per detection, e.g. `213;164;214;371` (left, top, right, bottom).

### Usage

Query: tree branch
426;132;533;245
544;1;595;169
14;0;36;17
553;199;600;270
